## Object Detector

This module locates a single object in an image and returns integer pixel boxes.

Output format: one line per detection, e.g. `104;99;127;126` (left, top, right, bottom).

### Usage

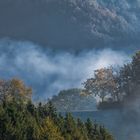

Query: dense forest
0;79;114;140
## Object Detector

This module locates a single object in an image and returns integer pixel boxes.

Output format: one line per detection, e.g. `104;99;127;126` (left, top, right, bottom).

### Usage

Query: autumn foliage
0;78;114;140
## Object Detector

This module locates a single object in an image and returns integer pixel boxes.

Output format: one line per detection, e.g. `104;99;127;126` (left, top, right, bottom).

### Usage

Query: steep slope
0;0;139;50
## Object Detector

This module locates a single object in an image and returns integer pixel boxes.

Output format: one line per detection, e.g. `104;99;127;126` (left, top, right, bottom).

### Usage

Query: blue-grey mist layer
0;1;140;140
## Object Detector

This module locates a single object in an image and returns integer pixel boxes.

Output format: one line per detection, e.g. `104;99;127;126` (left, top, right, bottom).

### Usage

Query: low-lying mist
0;38;129;101
1;38;140;140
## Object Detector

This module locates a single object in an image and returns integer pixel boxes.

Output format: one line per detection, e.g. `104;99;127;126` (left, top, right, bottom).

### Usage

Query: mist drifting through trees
0;0;140;140
0;39;129;101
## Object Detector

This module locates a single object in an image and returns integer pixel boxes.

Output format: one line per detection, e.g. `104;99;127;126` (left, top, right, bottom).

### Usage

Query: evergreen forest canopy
0;79;114;140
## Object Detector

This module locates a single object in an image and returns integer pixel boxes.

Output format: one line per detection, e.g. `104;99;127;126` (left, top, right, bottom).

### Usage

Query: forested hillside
0;0;140;50
0;79;114;140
